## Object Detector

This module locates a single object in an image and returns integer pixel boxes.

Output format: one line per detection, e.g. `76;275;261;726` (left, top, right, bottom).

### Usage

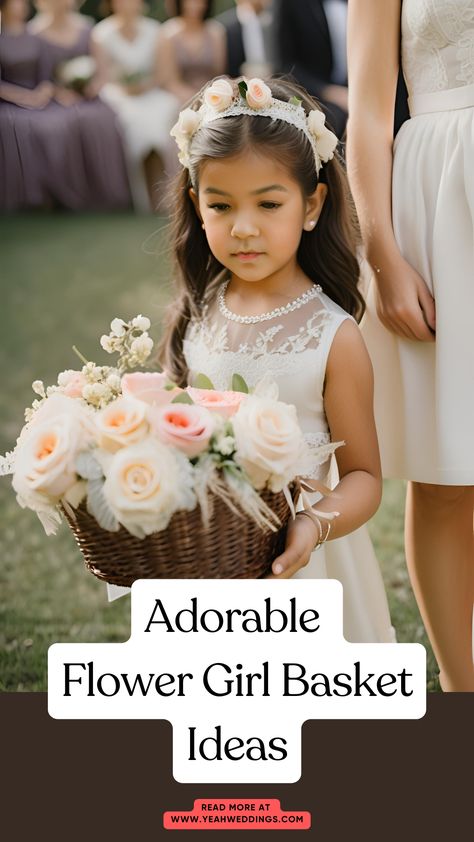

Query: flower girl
158;76;395;642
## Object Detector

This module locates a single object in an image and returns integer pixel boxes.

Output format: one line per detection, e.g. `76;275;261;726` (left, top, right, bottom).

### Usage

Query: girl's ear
188;187;202;223
303;183;328;231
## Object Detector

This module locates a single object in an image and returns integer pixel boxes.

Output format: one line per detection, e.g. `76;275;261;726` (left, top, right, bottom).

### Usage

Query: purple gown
35;22;131;210
0;32;50;210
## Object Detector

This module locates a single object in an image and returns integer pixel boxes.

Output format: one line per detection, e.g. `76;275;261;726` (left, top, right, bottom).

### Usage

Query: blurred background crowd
0;0;356;213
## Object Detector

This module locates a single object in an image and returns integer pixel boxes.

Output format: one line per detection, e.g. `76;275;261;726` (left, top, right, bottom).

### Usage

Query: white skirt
361;89;474;485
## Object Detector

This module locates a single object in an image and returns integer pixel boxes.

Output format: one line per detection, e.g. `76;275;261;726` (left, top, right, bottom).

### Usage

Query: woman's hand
372;254;436;341
266;514;319;579
54;87;83;107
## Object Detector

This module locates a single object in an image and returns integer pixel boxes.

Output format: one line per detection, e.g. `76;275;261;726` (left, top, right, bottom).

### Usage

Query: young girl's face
192;149;325;287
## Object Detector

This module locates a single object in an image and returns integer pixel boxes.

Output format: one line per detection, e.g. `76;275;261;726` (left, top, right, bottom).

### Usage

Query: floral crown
170;78;338;175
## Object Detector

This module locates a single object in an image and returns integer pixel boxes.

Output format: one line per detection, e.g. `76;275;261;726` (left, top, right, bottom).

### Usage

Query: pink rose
151;403;215;458
186;387;245;418
57;369;86;398
245;78;272;109
121;372;182;407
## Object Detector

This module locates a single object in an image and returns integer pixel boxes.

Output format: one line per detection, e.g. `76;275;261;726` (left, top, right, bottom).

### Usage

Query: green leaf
164;382;178;391
238;80;248;100
194;373;215;390
171;392;194;405
231;373;249;394
289;96;302;106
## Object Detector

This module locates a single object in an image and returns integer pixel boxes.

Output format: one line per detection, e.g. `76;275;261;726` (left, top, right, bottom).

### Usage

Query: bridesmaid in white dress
347;1;474;689
92;0;179;211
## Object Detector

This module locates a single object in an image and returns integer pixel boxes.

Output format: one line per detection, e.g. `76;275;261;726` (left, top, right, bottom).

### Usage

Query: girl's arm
270;321;382;578
346;0;435;342
208;20;227;77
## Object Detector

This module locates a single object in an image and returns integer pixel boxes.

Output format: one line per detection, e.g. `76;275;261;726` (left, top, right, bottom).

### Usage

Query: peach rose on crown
170;77;338;174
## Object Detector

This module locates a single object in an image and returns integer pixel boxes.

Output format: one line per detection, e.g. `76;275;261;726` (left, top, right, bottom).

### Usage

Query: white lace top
183;281;353;481
402;0;474;96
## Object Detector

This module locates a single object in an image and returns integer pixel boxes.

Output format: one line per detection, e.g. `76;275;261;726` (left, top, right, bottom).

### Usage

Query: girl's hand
266;514;319;579
373;255;436;342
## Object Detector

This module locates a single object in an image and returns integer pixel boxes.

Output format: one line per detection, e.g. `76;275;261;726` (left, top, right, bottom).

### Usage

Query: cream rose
102;439;196;538
307;109;338;162
232;395;305;492
170;107;201;140
95;396;149;453
122;372;183;406
186;387;245;418
151;403;215;458
12;405;90;512
203;78;234;111
245;78;272;109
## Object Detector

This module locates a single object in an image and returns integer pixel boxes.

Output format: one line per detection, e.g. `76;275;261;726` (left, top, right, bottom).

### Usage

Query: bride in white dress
92;1;179;211
347;1;474;689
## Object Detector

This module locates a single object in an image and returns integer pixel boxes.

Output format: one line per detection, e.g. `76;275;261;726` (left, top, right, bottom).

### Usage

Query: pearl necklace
217;281;322;325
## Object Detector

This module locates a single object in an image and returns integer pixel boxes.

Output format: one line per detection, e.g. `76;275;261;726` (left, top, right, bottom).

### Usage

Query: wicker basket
62;488;295;586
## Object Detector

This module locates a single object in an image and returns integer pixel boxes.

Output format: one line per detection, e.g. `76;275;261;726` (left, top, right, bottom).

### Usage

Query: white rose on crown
307;109;338;162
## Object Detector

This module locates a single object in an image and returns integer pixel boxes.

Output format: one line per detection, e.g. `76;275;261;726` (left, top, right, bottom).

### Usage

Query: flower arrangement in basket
1;316;336;586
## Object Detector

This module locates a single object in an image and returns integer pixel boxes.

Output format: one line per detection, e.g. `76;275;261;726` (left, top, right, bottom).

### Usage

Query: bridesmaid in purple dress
29;0;131;210
0;0;55;210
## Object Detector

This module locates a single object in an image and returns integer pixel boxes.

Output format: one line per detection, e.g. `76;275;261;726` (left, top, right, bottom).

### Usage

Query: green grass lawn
0;213;440;692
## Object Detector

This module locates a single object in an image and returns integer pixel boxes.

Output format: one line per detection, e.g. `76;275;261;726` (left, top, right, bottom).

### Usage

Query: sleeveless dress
361;0;474;484
172;24;223;94
93;16;179;211
181;283;396;644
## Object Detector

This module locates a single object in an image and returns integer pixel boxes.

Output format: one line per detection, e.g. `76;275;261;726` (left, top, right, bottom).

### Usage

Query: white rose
245;78;273;110
232;395;305;492
203;78;234;111
102;439;196;538
307;109;338;162
170;108;201;140
95;396;149;452
110;317;127;337
131;314;151;332
12;402;92;512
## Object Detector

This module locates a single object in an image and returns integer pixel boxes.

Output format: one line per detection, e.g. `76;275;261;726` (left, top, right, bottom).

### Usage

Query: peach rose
186;387;245;418
121;372;182;407
95;397;149;453
232;395;305;492
12;402;91;513
203;78;234;111
245;78;272;109
151;403;215;458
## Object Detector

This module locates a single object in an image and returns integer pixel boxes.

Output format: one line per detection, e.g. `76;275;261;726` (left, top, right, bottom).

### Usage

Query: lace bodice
93;16;161;79
184;283;352;480
402;0;474;96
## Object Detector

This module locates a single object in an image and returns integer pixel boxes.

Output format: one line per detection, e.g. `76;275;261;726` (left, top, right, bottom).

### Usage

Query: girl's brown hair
160;76;363;386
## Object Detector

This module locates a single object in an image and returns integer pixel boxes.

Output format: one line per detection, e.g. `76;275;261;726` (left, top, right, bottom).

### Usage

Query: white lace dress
361;0;474;484
182;283;395;644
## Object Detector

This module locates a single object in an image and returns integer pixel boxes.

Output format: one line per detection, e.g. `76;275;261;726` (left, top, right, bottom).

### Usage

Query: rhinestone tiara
170;78;338;176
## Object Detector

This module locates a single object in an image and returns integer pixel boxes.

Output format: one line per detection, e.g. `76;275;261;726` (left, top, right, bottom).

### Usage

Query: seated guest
158;0;226;104
92;0;179;212
29;0;131;210
0;0;54;210
217;0;275;79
